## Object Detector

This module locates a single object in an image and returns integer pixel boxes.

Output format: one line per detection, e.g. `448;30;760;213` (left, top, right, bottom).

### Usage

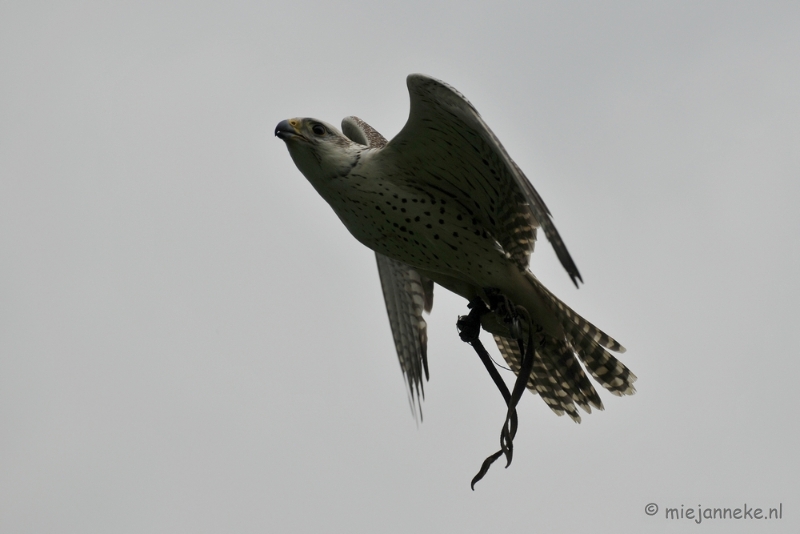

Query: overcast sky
2;2;799;533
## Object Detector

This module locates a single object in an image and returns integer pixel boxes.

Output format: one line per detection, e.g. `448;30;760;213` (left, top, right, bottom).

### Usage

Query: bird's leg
456;297;488;345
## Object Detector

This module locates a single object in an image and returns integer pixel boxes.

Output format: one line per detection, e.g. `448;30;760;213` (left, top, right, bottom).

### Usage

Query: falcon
275;74;635;429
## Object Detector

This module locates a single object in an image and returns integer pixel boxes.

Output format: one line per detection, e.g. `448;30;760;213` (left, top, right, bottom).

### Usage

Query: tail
493;272;636;422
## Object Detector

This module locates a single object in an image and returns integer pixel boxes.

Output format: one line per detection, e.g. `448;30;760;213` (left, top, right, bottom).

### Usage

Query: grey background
2;2;799;532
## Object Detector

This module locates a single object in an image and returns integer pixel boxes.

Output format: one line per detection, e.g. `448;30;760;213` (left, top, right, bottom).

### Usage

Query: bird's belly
330;190;510;289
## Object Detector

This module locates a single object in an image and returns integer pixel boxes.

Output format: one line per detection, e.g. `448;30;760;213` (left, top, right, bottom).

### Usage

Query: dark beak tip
275;119;295;139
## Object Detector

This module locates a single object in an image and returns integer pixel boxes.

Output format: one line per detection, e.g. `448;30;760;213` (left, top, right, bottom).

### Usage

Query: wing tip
405;73;478;114
570;271;584;288
407;72;434;85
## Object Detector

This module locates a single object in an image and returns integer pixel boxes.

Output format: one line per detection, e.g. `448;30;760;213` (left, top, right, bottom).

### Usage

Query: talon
456;298;489;343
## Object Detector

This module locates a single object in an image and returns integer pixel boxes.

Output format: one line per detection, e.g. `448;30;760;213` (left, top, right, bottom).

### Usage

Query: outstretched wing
380;74;582;286
375;252;434;419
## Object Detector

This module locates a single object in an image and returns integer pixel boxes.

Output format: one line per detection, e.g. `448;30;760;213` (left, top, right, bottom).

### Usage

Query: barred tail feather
485;272;634;421
566;330;637;396
493;334;602;422
529;273;626;353
494;335;576;420
551;339;604;412
524;271;637;397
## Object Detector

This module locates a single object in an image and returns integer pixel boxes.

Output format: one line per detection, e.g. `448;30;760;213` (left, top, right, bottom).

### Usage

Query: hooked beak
275;119;301;141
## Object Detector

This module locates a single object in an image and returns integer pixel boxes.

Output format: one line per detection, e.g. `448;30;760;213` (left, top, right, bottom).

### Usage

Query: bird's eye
311;124;326;136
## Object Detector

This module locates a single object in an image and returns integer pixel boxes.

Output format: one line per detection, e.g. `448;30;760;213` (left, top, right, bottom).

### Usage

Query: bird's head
275;118;363;189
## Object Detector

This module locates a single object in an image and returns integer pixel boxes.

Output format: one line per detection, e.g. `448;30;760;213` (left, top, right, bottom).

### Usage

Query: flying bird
275;74;635;427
